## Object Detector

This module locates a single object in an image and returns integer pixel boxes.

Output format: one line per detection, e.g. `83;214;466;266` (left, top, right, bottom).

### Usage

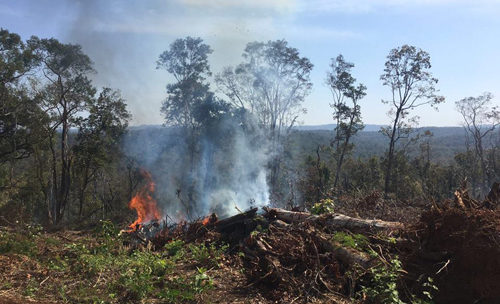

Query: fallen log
264;207;404;231
312;233;376;269
215;207;258;232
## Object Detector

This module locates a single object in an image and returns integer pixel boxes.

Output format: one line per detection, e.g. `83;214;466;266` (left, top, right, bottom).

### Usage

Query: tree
156;37;213;128
73;88;130;218
30;37;96;224
380;45;444;197
157;37;224;215
0;29;43;164
326;54;366;190
216;39;313;200
455;92;499;194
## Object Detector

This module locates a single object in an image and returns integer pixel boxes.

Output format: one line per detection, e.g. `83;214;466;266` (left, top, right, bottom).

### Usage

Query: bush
0;230;37;256
332;232;369;251
358;258;405;304
189;242;228;267
310;198;335;215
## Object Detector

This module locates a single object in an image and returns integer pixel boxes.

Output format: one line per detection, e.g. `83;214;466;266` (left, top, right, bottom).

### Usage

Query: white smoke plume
123;113;270;220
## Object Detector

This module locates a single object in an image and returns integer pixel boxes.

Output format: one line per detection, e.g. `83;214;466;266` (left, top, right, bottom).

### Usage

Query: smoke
61;0;283;218
62;0;285;126
123;112;270;219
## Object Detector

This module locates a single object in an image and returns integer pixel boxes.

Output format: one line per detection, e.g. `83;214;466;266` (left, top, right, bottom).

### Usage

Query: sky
1;0;499;127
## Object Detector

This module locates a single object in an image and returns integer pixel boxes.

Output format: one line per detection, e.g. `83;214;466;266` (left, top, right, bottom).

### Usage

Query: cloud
0;3;27;17
178;0;296;12
67;0;358;43
282;25;361;40
299;0;500;14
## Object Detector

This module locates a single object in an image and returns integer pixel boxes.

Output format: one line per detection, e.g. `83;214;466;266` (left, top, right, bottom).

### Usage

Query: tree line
0;29;131;225
1;28;498;225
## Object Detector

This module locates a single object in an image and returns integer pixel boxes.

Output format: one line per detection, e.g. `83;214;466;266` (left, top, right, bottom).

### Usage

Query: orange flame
201;213;217;226
128;170;162;230
202;217;210;226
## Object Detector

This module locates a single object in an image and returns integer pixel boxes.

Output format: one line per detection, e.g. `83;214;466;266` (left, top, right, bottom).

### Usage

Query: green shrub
165;239;185;258
332;232;369;251
0;231;37;256
193;267;214;293
310;198;335;215
158;267;214;303
358;258;404;304
189;242;228;267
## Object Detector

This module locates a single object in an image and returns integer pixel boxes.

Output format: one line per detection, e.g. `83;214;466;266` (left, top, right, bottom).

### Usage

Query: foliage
327;54;366;189
216;39;313;201
0;230;37;256
0;226;220;303
0;29;44;164
380;45;445;196
157;36;214;128
358;258;405;304
188;242;229;267
310;198;335;215
165;239;186;257
356;257;438;304
217;39;313;135
0;29;132;225
455;92;499;194
332;231;369;251
299;150;331;206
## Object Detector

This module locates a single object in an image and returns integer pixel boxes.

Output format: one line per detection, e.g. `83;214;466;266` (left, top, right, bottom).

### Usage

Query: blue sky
1;0;499;126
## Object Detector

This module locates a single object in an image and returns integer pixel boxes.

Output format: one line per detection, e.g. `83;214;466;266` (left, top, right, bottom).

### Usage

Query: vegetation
326;54;366;190
0;222;222;303
2;27;498;224
455;93;499;195
379;45;445;197
0;26;499;303
216;40;313;202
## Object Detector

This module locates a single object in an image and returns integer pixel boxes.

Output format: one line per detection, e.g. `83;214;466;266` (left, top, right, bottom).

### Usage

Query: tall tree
73;88;130;218
216;39;313;200
156;37;218;215
30;37;96;224
0;29;43;164
380;45;444;197
455;92;499;194
156;37;213;128
326;54;366;189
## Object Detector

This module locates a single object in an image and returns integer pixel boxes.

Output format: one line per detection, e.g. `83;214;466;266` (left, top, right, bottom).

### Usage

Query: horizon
129;123;466;128
2;0;499;127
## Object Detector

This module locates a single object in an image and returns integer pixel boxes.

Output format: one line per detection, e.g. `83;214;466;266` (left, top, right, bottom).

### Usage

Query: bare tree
380;45;444;197
326;54;366;190
455;92;499;194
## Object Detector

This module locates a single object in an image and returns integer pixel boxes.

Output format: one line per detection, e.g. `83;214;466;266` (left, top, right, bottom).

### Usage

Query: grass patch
332;231;369;251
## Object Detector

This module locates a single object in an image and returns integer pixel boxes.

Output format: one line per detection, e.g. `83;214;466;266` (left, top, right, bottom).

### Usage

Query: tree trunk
384;109;401;198
78;163;90;218
264;207;404;231
57;104;71;224
334;114;355;189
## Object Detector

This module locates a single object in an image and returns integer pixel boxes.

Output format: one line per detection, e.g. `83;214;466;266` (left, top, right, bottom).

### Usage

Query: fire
128;170;162;230
201;213;218;226
202;217;210;225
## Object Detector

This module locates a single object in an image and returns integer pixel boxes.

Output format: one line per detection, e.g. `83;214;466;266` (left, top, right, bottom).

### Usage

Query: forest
1;28;499;303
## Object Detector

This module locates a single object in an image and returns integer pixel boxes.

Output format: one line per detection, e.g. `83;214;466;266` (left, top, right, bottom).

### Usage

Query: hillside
127;125;468;164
